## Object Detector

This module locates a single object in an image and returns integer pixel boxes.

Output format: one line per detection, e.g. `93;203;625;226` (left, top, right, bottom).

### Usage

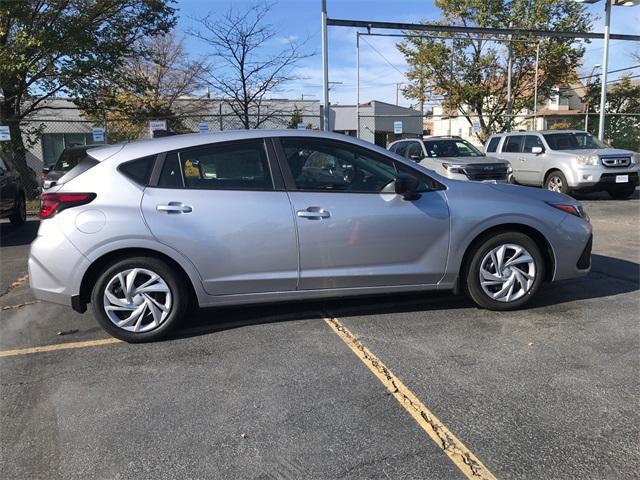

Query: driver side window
281;138;397;193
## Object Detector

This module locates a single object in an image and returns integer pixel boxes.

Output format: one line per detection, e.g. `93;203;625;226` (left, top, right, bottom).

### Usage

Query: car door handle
296;207;330;220
157;202;193;214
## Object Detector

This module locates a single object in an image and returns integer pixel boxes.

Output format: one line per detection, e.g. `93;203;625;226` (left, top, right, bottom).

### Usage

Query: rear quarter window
486;137;500;153
118;156;157;186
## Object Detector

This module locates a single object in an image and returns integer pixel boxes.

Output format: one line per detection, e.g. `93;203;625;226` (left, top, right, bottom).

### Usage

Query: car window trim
272;136;443;194
147;138;285;192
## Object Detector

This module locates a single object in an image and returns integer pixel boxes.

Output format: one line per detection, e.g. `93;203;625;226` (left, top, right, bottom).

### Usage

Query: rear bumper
28;221;89;311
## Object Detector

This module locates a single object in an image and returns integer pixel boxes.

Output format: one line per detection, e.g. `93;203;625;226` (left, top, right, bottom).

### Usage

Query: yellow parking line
324;316;496;480
0;338;122;358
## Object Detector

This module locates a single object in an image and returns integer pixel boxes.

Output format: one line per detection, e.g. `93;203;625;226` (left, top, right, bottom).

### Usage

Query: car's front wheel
464;232;544;310
544;171;569;194
91;256;189;342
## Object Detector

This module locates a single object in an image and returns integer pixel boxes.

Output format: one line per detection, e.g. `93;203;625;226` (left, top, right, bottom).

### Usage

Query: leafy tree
398;0;591;142
287;105;303;129
190;1;312;129
584;76;640;152
0;0;176;192
78;33;208;142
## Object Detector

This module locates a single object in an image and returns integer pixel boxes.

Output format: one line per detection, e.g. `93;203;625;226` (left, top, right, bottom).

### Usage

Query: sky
175;0;640;107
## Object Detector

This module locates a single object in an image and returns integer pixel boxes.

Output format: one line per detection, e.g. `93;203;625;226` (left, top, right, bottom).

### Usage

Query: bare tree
190;1;312;129
79;32;208;141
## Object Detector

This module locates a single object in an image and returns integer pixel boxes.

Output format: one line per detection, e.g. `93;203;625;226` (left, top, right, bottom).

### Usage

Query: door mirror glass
531;146;544;154
394;173;421;200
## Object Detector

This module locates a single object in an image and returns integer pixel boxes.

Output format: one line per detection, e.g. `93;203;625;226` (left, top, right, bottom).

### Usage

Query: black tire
606;185;636;200
464;232;545;311
91;256;189;342
9;194;26;226
544;170;569;195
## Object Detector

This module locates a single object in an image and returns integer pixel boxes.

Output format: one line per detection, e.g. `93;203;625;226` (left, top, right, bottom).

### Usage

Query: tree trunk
0;99;39;199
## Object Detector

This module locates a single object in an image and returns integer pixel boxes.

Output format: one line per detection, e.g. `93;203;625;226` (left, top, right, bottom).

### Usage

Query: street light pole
356;32;360;138
321;0;330;131
597;0;611;141
533;41;541;130
584;64;601;131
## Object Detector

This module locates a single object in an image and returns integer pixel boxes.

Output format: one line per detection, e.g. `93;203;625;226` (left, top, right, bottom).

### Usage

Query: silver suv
29;130;592;342
486;130;639;199
389;136;511;182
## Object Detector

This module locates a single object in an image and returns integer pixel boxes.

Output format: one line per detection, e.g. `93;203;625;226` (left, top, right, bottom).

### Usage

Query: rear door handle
296;207;330;220
157;202;193;214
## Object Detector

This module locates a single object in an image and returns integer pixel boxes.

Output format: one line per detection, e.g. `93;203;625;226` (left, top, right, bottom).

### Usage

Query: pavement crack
1;272;29;297
1;300;39;311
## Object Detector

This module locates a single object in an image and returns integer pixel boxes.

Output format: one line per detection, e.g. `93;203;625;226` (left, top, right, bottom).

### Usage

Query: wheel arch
78;247;199;312
460;223;555;284
543;167;573;187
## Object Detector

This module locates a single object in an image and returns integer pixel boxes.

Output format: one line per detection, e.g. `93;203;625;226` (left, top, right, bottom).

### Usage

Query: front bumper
572;168;639;190
550;213;593;281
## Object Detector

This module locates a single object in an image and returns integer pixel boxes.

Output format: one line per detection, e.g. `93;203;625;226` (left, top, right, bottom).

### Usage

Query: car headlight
574;154;599;166
442;162;465;174
546;201;589;222
632;153;638;165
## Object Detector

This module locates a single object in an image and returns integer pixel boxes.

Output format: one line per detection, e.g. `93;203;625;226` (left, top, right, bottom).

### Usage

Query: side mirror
394;173;421;200
42;166;52;174
531;146;544;154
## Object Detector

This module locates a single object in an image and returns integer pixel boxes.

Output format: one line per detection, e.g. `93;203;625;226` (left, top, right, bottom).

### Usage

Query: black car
0;151;27;226
42;144;104;188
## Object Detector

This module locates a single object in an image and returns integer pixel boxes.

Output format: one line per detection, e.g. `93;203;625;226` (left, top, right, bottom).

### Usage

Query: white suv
485;130;639;199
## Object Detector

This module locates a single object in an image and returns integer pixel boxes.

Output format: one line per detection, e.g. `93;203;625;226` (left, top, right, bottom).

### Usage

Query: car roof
490;129;589;137
86;129;402;164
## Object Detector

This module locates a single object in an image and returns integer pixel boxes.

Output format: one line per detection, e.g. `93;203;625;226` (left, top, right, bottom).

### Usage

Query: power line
577;64;640;80
360;36;406;77
608;73;640;84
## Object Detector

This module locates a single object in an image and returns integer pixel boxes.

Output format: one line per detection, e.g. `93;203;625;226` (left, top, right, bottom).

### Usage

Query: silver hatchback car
30;130;592;342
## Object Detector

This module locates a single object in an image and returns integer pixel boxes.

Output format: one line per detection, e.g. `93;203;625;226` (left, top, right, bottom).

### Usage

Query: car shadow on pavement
0;219;39;247
173;254;638;340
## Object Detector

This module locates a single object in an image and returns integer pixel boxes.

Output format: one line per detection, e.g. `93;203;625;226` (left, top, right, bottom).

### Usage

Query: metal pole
356;32;360;138
506;30;513;131
533;41;540;130
321;0;330;131
598;0;611;142
448;39;453;135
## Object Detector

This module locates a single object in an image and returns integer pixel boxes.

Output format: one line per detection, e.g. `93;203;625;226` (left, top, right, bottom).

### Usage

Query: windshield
422;139;483;158
542;132;607;150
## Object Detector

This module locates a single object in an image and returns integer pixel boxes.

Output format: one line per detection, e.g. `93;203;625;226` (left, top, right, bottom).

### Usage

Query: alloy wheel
547;176;563;192
103;268;172;332
479;244;536;303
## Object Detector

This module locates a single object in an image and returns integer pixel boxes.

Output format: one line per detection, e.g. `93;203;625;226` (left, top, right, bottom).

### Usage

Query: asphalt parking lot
1;190;638;480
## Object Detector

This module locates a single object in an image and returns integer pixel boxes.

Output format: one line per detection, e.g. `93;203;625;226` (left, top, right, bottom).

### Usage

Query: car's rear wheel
9;194;26;226
464;232;544;310
91;256;188;342
544;171;569;194
606;185;636;200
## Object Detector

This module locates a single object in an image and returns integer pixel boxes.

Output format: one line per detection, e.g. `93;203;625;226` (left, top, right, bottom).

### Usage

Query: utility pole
598;0;611;141
533;41;540;130
506;26;513;131
356;32;360;138
321;0;330;131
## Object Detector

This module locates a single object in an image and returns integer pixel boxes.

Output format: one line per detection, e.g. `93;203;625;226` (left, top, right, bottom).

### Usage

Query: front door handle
157;202;193;214
296;207;330;220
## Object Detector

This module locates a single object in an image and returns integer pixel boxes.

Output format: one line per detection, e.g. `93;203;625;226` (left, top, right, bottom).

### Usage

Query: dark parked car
0;151;27;226
42;144;105;189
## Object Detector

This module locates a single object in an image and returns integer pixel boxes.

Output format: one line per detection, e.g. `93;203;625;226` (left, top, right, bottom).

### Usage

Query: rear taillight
39;193;96;219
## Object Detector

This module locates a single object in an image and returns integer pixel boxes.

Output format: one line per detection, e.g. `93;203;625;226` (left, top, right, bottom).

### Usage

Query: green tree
398;0;591;142
0;0;176;193
287;105;304;129
78;33;207;143
585;76;640;152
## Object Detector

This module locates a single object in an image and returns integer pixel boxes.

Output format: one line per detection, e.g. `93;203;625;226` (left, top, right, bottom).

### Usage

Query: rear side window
118;156;156;186
486;137;500;153
57;155;99;184
178;140;273;191
502;136;523;153
158;153;183;188
54;149;86;172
